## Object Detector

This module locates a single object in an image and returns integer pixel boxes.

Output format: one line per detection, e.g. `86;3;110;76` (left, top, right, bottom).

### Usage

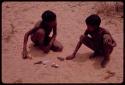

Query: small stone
34;61;42;64
57;57;65;61
51;63;59;68
42;60;50;65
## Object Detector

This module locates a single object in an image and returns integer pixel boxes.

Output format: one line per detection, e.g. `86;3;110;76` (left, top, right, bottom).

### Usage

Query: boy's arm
22;21;40;58
66;35;83;60
72;29;89;55
50;24;57;45
84;29;89;36
44;24;57;53
22;30;32;59
66;29;88;60
23;30;33;51
72;35;83;56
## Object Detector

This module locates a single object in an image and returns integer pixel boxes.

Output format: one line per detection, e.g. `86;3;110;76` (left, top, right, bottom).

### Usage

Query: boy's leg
31;30;63;52
31;29;45;47
82;35;99;58
82;36;97;51
51;40;63;52
101;44;113;68
66;35;97;60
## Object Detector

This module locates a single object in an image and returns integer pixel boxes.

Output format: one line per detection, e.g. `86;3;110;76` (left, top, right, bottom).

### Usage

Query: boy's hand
66;54;75;60
22;50;31;59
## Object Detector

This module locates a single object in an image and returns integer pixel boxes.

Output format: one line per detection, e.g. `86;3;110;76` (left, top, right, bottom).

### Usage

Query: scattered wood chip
34;61;42;64
51;63;59;68
34;60;50;65
42;60;49;65
57;57;65;61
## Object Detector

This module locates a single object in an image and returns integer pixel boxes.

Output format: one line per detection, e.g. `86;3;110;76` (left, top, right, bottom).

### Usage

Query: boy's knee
79;35;89;43
31;29;45;44
52;42;63;52
36;29;45;39
36;29;45;35
56;43;63;51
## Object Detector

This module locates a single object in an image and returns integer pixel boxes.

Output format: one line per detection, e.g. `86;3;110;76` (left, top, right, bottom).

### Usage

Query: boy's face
87;25;96;32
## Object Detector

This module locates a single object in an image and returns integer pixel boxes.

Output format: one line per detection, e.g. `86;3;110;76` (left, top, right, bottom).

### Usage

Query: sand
2;2;123;83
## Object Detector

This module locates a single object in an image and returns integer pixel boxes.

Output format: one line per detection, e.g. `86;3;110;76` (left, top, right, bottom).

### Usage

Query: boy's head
42;10;56;23
85;14;101;31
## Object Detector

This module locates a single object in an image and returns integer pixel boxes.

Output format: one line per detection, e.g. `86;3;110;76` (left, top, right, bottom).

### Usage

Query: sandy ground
2;2;123;83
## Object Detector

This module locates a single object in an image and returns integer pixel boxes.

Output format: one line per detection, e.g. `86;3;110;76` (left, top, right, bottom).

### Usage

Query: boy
66;14;116;68
22;10;63;59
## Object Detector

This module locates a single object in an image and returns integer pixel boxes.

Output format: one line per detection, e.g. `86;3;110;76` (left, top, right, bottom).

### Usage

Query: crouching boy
66;14;116;68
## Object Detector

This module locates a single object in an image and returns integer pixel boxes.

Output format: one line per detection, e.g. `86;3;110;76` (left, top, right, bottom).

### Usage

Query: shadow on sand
92;56;104;69
28;43;47;58
72;52;91;63
72;52;104;69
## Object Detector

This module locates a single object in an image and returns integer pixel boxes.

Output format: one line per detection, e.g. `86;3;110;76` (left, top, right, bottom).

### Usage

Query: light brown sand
2;2;123;83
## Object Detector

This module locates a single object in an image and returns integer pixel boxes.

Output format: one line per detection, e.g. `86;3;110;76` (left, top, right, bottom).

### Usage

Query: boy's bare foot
66;54;75;60
22;51;32;59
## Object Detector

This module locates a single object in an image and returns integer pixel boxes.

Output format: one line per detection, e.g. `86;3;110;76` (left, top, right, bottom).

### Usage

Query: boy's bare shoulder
34;20;42;28
99;27;110;34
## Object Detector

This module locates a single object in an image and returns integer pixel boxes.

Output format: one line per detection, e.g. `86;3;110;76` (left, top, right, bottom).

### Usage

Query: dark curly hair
41;10;56;22
85;14;101;28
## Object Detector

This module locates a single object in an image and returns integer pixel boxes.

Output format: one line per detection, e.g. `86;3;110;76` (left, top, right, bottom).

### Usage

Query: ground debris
10;23;17;34
57;57;65;61
34;60;50;65
34;61;42;64
104;70;115;80
51;63;59;68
